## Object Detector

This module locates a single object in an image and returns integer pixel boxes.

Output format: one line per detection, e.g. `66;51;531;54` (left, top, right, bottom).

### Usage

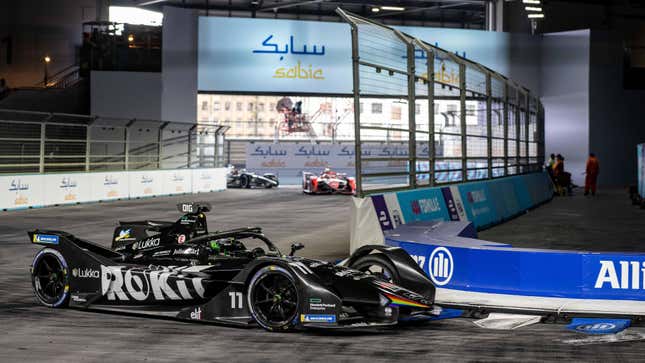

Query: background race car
227;167;279;189
303;168;356;195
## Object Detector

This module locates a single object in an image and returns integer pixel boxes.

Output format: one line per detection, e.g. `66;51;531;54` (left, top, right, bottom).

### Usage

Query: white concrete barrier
0;168;228;211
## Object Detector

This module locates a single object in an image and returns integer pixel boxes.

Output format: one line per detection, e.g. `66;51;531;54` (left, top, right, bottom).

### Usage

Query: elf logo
190;307;202;320
594;260;645;289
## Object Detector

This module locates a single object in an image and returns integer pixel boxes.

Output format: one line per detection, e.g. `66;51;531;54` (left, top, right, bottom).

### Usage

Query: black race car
227;167;279;189
29;204;437;332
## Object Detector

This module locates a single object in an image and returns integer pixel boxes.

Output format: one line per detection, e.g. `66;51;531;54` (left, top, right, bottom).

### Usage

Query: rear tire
248;265;300;332
31;248;70;308
351;254;400;284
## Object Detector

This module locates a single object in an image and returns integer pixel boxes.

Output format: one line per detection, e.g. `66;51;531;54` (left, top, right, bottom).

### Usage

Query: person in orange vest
584;153;600;196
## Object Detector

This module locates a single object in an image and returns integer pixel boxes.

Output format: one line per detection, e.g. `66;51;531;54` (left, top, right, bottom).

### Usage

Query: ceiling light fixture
528;13;545;18
522;0;541;4
381;6;406;11
372;7;380;12
525;6;542;11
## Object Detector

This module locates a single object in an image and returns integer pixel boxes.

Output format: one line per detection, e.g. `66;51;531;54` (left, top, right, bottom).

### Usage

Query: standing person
546;154;556;169
584;153;600;196
553;154;564;176
553;154;565;196
546;153;556;181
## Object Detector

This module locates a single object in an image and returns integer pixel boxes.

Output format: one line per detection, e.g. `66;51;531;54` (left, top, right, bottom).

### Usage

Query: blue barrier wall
383;221;645;313
370;172;553;232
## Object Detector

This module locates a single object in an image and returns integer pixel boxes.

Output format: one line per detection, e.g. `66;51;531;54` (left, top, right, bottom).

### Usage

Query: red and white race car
302;168;356;195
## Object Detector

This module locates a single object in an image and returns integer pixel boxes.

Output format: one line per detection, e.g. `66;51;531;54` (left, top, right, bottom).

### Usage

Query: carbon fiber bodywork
28;228;437;331
227;171;279;189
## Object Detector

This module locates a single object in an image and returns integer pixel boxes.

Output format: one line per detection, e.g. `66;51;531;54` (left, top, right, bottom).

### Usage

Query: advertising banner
128;171;163;198
162;169;192;195
395;188;451;224
199;17;352;94
191;168;227;193
386;224;645;305
350;171;553;252
197;18;513;94
486;178;521;221
456;182;498;228
0;174;45;210
363;172;552;233
89;172;129;201
246;142;419;185
43;173;91;206
246;142;414;170
0;168;228;211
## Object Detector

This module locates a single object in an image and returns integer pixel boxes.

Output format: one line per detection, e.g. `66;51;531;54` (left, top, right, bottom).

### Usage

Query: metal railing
34;65;81;89
337;8;545;196
0;109;229;174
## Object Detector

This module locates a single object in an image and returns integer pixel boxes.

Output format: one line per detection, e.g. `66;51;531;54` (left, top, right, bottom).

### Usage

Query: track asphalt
2;187;645;362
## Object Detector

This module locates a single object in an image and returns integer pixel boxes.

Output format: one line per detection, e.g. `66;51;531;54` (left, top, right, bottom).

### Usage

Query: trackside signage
197;18;514;93
369;172;553;232
386;230;645;301
0;168;227;211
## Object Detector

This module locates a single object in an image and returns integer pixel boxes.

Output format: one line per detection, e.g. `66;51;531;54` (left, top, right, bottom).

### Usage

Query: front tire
240;175;251;189
248;265;300;332
351;254;400;284
31;248;70;308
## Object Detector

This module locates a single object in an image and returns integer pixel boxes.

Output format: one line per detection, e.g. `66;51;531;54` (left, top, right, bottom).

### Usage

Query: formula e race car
303;168;356;195
227;167;279;189
29;206;437;331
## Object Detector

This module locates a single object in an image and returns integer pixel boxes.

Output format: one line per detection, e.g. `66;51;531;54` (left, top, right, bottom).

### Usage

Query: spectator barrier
0;167;227;211
350;171;553;252
352;170;645;317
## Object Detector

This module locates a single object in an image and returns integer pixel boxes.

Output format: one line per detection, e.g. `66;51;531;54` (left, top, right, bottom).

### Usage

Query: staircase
0;66;88;114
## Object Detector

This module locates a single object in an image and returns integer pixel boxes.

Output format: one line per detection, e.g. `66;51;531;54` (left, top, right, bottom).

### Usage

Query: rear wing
29;230;123;263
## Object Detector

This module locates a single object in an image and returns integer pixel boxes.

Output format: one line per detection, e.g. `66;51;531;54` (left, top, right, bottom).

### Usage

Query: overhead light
372;7;380;12
44;56;51;63
522;0;540;4
127;34;134;42
528;13;545;18
381;6;406;11
525;7;542;11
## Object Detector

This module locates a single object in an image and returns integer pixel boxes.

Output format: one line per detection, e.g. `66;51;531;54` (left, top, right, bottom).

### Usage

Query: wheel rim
251;272;298;328
34;254;66;304
357;263;394;283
